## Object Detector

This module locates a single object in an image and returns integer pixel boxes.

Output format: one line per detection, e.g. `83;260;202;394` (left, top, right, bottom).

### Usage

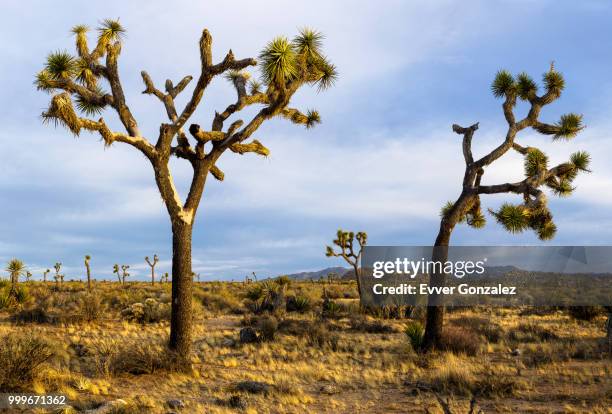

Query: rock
511;348;522;356
222;338;236;347
166;399;185;409
235;380;272;394
228;394;248;409
319;384;339;395
239;327;258;344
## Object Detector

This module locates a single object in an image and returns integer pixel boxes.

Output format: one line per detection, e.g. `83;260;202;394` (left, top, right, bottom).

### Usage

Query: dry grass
0;281;609;413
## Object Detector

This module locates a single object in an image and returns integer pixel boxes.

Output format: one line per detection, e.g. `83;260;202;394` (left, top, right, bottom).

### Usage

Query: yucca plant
424;64;590;351
325;229;367;296
35;21;336;366
6;259;26;302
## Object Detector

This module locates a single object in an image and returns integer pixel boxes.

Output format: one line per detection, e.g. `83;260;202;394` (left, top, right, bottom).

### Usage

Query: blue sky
1;0;612;281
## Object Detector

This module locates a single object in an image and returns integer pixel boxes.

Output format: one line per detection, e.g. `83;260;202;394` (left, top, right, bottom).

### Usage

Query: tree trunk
151;267;155;286
169;220;194;362
8;273;18;300
353;264;362;298
86;265;91;291
423;191;475;351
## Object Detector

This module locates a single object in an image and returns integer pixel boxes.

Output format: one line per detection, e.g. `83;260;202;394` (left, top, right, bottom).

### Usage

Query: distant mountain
284;266;349;280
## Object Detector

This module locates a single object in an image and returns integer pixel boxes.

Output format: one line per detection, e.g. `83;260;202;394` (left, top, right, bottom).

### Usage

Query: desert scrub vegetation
0;282;609;412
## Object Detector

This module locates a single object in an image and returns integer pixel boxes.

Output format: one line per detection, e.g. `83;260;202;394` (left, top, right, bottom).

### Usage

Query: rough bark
169;221;194;361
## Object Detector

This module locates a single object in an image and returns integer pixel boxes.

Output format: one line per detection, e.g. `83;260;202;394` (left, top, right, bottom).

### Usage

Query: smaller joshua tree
325;229;367;295
54;262;64;289
121;265;130;285
26;271;32;283
145;254;159;285
43;269;50;283
163;272;169;283
84;255;92;291
6;259;26;301
113;264;121;284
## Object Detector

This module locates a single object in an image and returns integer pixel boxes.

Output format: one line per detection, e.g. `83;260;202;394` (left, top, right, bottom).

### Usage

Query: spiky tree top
326;229;367;272
6;259;26;279
145;254;159;267
440;64;589;241
54;262;62;274
36;23;336;221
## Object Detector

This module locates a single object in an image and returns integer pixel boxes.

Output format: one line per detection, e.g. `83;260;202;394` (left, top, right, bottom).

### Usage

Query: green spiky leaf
440;201;454;218
551;179;574;197
306;109;321;128
491;70;515;98
75;88;107;116
45;50;77;80
293;28;324;57
536;220;557;240
224;70;250;83
249;79;262;95
259;37;297;86
71;24;89;35
467;209;486;229
555;113;584;139
543;68;565;95
314;56;338;91
524;148;549;177
97;19;125;43
516;72;538;100
34;70;56;92
570;151;590;172
491;203;529;233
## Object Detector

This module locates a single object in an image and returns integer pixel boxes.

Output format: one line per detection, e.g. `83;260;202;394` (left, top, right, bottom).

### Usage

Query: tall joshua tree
121;265;130;285
43;269;50;283
54;262;63;289
423;64;590;350
84;255;92;291
112;264;121;284
35;20;336;359
6;259;26;300
145;254;159;285
325;229;367;295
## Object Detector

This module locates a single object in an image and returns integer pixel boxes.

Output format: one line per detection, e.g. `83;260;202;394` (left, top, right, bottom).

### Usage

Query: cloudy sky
1;0;611;281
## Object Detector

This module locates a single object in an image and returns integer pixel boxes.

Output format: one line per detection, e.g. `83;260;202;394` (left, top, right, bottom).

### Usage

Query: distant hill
284;266;349;280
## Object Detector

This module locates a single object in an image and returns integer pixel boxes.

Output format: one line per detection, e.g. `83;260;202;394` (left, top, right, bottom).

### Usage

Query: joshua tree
327;271;338;284
6;259;26;300
112;264;121;284
121;265;130;285
325;229;367;295
53;262;64;289
192;272;201;283
35;21;336;361
84;255;92;291
423;64;590;351
26;271;32;283
145;254;159;285
163;272;169;283
43;269;50;283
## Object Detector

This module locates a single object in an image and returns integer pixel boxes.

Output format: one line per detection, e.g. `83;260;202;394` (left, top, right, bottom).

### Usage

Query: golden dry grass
0;281;609;413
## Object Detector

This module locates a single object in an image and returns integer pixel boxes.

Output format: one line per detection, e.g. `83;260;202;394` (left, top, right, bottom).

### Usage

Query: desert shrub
350;315;398;333
0;334;54;391
197;289;242;313
278;318;314;336
10;305;54;324
305;324;339;351
120;298;169;323
404;321;424;351
286;295;311;313
439;326;483;356
567;306;603;321
0;278;9;288
275;275;291;287
95;339;174;376
475;370;528;397
522;343;571;367
451;316;504;343
508;322;559;343
0;290;9;309
321;298;342;319
245;284;264;301
80;293;105;322
258;316;279;341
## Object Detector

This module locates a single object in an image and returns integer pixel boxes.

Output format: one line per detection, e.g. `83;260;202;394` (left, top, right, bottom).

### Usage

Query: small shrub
80;294;105;322
120;298;169;323
452;316;504;343
508;323;559;343
15;285;29;304
95;339;173;376
350;315;398;333
0;334;54;391
10;306;53;324
567;306;603;321
286;295;311;313
321;298;342;319
0;291;10;309
427;353;476;396
439;326;483;356
258;316;278;341
245;284;264;301
404;321;424;351
306;324;339;350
